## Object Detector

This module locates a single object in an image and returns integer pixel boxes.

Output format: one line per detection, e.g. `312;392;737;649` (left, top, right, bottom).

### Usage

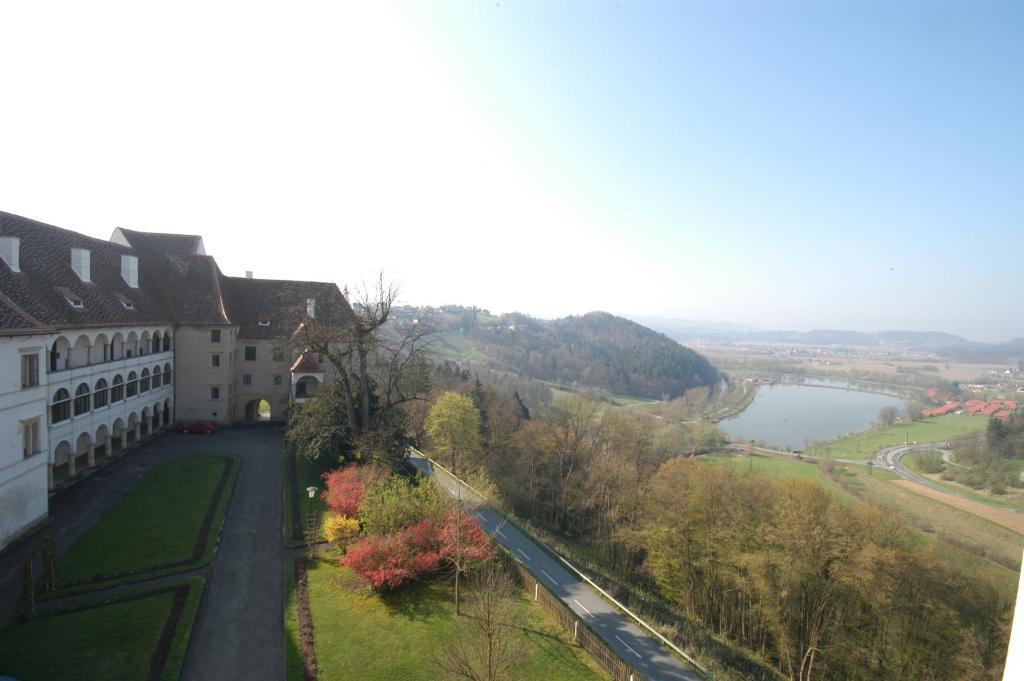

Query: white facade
0;334;51;551
0;325;175;551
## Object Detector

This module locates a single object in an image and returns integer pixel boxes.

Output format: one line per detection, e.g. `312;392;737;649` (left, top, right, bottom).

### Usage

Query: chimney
245;270;253;279
306;297;316;319
0;236;20;272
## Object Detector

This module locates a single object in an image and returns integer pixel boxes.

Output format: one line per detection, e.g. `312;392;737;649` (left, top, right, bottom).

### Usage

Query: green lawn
284;451;336;546
287;560;610;681
56;455;237;588
821;414;987;460
0;577;204;681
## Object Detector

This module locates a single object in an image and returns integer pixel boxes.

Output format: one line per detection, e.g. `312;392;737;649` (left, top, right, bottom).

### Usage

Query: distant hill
400;307;721;400
629;316;1023;361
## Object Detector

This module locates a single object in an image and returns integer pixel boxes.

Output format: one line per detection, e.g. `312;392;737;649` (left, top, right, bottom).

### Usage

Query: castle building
0;211;352;551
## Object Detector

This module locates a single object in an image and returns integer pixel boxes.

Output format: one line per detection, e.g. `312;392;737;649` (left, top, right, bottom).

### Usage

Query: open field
892;479;1024;534
702;453;859;505
696;345;1016;384
288;559;610;681
55;455;237;589
424;331;490;363
821;414;987;460
0;577;204;681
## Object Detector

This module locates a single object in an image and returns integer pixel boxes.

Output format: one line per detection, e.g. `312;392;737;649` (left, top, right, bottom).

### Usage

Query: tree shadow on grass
377;580;453;622
516;624;596;673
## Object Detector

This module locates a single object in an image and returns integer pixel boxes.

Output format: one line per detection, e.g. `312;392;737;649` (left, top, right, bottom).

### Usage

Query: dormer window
71;248;91;282
121;254;139;288
0;236;21;272
56;287;84;309
306;298;316;318
115;293;135;310
258;315;271;327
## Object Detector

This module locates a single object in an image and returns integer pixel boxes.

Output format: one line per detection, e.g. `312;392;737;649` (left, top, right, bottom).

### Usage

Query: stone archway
243;397;273;423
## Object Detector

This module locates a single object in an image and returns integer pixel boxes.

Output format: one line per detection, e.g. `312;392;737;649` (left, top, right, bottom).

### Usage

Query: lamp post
306;486;319;558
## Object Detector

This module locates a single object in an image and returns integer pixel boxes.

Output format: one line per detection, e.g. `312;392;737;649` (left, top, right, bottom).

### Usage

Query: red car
176;421;219;434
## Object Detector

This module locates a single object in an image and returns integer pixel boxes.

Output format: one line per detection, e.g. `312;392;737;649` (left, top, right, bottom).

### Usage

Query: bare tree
435;566;526;681
293;273;432;458
879;406;900;427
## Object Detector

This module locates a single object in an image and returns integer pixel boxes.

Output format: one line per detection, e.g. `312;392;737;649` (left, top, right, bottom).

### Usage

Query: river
720;380;909;450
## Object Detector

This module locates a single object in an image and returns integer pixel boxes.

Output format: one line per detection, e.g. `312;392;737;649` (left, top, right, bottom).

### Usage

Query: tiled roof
1;211;354;338
0;212;174;330
289;352;324;374
113;228;229;325
220;276;353;340
113;229;204;258
0;290;48;334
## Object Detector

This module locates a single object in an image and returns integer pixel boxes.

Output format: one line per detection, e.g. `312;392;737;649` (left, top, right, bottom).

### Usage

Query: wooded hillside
402;306;720;400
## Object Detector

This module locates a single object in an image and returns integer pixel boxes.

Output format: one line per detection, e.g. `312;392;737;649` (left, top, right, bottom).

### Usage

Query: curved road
728;440;1022;515
409;452;704;681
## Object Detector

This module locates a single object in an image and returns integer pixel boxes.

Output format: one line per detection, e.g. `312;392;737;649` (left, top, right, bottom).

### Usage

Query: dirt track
892;480;1024;534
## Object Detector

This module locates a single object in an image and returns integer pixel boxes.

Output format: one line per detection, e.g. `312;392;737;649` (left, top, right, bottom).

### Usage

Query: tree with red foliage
343;518;442;589
322;463;387;516
341;512;491;592
439;508;492;614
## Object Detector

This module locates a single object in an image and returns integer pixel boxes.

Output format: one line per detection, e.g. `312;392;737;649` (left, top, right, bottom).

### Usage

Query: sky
0;1;1021;341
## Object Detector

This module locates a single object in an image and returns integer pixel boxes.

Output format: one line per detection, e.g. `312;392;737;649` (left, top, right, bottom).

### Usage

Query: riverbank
719;380;910;450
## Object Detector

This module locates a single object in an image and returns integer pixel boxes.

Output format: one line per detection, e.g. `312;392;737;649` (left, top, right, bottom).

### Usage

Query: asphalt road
409;453;703;681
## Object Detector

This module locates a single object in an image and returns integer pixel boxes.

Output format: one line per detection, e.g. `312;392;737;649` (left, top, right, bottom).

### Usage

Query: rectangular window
21;353;39;388
210;386;221;400
243;374;252;386
22;419;40;458
211;354;221;367
272;347;285;362
273;374;282;386
244;346;256;361
211;329;221;342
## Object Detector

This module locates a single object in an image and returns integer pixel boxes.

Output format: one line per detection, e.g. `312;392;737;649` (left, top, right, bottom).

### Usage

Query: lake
720;381;909;450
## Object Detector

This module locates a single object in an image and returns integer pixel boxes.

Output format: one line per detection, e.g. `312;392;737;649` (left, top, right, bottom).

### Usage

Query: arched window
52;388;70;423
152;364;162;388
162;333;171;352
127;371;138;398
140;368;150;393
111;375;124;403
74;383;91;416
164;363;172;385
152;333;161;354
94;378;109;409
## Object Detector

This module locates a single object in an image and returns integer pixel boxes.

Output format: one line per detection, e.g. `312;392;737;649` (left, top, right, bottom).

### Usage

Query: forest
401;305;721;400
410;372;1013;681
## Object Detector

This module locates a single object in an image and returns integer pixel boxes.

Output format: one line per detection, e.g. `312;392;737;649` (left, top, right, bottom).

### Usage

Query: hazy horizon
1;2;1020;342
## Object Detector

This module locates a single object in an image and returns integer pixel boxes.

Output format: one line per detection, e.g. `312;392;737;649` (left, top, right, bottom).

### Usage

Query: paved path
179;426;284;681
0;426;286;681
410;453;704;681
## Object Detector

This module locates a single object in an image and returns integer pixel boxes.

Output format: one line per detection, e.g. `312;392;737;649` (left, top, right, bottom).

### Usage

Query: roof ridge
1;211;135;252
224;274;339;287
